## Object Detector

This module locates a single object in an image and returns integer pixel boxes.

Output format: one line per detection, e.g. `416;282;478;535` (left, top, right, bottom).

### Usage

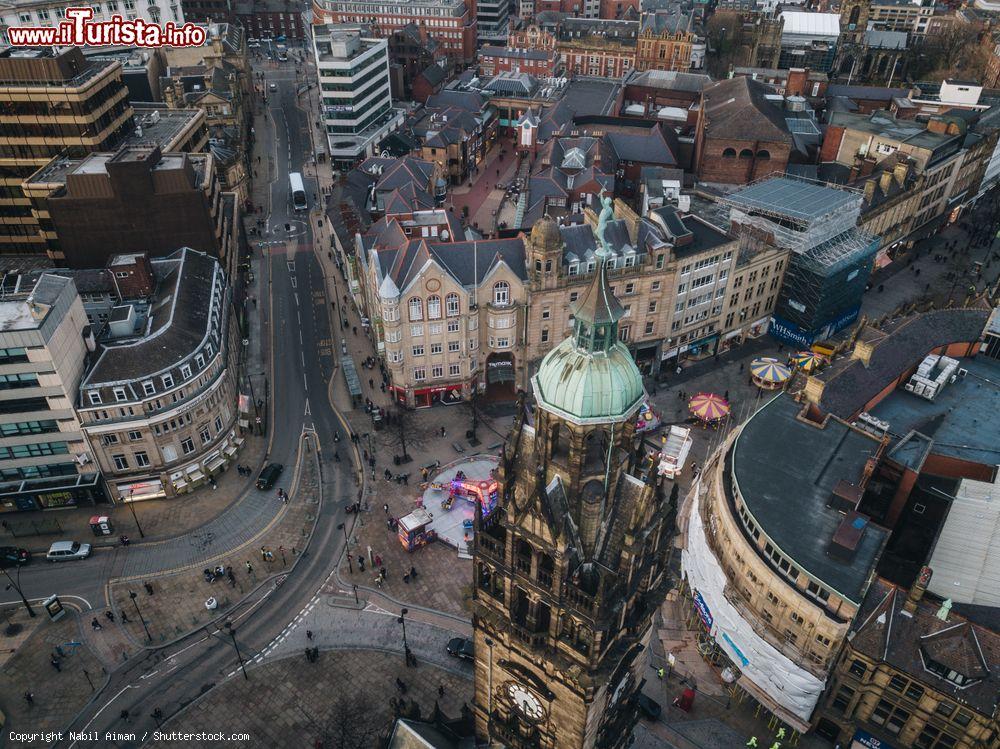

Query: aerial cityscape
0;0;997;746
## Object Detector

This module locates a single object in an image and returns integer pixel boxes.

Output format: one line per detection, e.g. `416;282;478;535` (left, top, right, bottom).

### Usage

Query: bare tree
375;407;434;463
908;24;987;82
320;696;387;749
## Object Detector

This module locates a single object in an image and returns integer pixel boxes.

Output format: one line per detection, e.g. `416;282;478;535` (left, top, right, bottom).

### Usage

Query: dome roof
532;337;645;425
530;214;561;251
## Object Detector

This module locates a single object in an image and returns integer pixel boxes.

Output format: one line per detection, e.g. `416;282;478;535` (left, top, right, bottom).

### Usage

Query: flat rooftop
868;356;1000;468
128;106;202;150
0;301;37;332
726;177;860;222
561;77;621;118
732;395;888;604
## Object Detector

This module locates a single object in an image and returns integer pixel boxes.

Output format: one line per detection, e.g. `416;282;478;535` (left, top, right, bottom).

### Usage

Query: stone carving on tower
472;212;672;748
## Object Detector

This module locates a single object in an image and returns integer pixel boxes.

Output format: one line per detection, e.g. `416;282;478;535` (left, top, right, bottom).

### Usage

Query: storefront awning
117;479;166;502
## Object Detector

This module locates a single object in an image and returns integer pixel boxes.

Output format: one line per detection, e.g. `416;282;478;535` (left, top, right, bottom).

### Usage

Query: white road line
290;276;297;288
302;372;308;390
68;684;138;748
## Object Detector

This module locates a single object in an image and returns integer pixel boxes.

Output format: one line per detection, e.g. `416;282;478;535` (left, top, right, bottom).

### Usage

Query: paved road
54;60;357;747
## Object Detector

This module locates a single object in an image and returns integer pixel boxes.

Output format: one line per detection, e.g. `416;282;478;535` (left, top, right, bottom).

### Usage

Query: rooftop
128;105;204;151
82;248;221;386
732;394;888;603
0;273;70;332
851;579;1000;716
726;176;859;222
814;308;991;419
867;355;1000;468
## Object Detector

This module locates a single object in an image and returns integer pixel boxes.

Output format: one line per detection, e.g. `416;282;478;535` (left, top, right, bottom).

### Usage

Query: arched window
756;149;771;160
408;297;423;321
493;281;510;306
739;149;753;159
722;148;737;158
427;295;441;319
445;293;460;316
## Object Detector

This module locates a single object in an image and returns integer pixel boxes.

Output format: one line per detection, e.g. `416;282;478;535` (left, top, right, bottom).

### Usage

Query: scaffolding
724;176;863;255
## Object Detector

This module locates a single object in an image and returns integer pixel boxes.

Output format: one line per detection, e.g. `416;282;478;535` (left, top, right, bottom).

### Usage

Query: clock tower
472;206;673;749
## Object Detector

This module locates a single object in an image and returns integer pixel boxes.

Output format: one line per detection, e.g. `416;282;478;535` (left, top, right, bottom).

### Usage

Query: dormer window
162;374;174;389
89;391;102;405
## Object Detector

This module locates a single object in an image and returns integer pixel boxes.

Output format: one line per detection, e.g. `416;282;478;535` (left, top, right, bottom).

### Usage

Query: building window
722;148;737;158
200;427;212;445
413;368;426;381
569;292;579;303
427;295;442;319
447;320;460;333
181;364;192;379
128;430;142;441
114;388;127;402
431;366;444;379
541;307;550;320
914;726;957;749
448;341;460;352
493;281;510;306
430;343;442;354
112;454;129;470
181;437;195;454
644;321;654;335
162;374;174;389
196;354;205;369
446;293;460;316
648;301;657;313
408;298;424;321
135;451;150;468
870;699;910;735
541;329;549;343
832;684;855;715
412;345;425;357
142;381;155;396
449;363;461;376
410;324;423;337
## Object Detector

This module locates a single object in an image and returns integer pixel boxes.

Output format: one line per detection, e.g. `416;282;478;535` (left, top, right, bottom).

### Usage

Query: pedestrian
358;555;365;571
369;378;374;389
24;691;33;705
383;502;389;514
438;684;445;697
282;492;288;505
403;572;410;584
739;362;744;372
105;610;115;623
374;553;382;568
724;390;729;401
380;566;387;581
261;546;268;561
91;617;103;631
375;576;383;589
410;565;417;579
121;611;130;623
657;667;665;680
306;630;314;641
51;656;61;672
384;469;392;480
120;709;130;723
246;561;254;574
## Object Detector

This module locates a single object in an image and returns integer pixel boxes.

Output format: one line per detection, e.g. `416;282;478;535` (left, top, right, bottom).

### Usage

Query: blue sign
769;305;861;348
851;728;898;749
721;632;749;667
692;589;713;630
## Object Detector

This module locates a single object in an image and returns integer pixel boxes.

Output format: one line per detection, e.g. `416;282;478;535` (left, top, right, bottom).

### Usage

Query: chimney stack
903;566;933;614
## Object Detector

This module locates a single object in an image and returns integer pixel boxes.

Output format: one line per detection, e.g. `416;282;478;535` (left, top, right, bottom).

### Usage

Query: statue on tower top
596;194;614;258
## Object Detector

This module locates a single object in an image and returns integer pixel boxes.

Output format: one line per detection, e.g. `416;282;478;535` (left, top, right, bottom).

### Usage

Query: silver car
46;540;92;562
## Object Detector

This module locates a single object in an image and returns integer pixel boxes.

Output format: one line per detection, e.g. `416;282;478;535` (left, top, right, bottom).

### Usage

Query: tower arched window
723;148;737;158
493;281;510;306
445;293;460;316
739;148;753;159
427;295;441;319
408;297;423;321
756;149;771;160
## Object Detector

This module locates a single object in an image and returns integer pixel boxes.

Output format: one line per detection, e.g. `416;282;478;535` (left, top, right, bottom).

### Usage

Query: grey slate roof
83;248;221;386
816;308;991;419
376;238;527;293
701;76;793;144
825;84;912;102
605;126;677;166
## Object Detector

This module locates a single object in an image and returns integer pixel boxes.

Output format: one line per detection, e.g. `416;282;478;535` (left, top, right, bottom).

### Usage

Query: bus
289;172;307;211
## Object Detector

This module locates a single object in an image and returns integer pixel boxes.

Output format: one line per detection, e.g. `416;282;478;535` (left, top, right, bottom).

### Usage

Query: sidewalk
106;431;320;649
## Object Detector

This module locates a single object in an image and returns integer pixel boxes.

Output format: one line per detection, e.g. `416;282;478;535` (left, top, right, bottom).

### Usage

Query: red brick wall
412;75;441;104
600;0;639;19
696;138;790;184
819;125;845;163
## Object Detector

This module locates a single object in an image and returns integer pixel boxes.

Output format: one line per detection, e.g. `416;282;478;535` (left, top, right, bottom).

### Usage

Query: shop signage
851;728;898;749
488;359;513;369
692;589;713;630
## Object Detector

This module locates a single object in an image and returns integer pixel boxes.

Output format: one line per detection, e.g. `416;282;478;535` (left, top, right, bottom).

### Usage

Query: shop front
485;352;516;401
632;340;662;376
0;472;107;513
717;329;743;354
116;479;167;502
413;383;466;409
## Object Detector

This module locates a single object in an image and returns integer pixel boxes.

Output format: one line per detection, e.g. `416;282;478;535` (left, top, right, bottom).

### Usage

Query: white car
269;83;278;92
46;540;92;562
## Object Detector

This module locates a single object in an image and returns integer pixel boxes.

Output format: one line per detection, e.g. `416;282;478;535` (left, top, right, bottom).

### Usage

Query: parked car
256;463;283;490
0;546;30;568
268;83;278;92
637;693;661;720
446;637;474;661
46;541;91;562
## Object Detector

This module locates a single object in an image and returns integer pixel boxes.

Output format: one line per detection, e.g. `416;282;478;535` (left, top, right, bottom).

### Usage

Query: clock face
506;682;545;722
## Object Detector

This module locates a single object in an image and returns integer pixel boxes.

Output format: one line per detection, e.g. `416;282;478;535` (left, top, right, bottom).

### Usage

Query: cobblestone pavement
106;433;321;649
144;649;472;749
1;610;107;748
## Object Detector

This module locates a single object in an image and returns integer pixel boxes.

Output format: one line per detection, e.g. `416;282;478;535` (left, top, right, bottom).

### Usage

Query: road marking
287;261;295;272
294;292;299;306
68;684;139;748
303;372;308;390
290;276;297;289
0;593;92;610
304;398;311;416
364;603;395;616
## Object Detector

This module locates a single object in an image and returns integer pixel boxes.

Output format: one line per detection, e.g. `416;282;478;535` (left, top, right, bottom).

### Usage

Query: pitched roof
418;62;448;87
605;126;677;166
851;580;1000;715
814;308;991;418
701;76;793;144
375;238;527;293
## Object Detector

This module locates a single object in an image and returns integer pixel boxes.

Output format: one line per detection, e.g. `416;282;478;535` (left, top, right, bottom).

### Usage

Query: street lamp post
128;590;152;641
1;563;36;618
126;489;145;538
398;607;409;664
225;621;249;681
337;522;353;573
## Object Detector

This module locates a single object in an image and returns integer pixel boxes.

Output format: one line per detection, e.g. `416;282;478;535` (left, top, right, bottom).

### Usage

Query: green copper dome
532;337;645;424
531;198;645;424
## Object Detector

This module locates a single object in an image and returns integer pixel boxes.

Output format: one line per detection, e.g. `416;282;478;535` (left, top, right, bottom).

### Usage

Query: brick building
232;0;305;40
693;76;794;185
387;23;447;101
555;18;638;78
634;9;702;73
478;46;561;78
